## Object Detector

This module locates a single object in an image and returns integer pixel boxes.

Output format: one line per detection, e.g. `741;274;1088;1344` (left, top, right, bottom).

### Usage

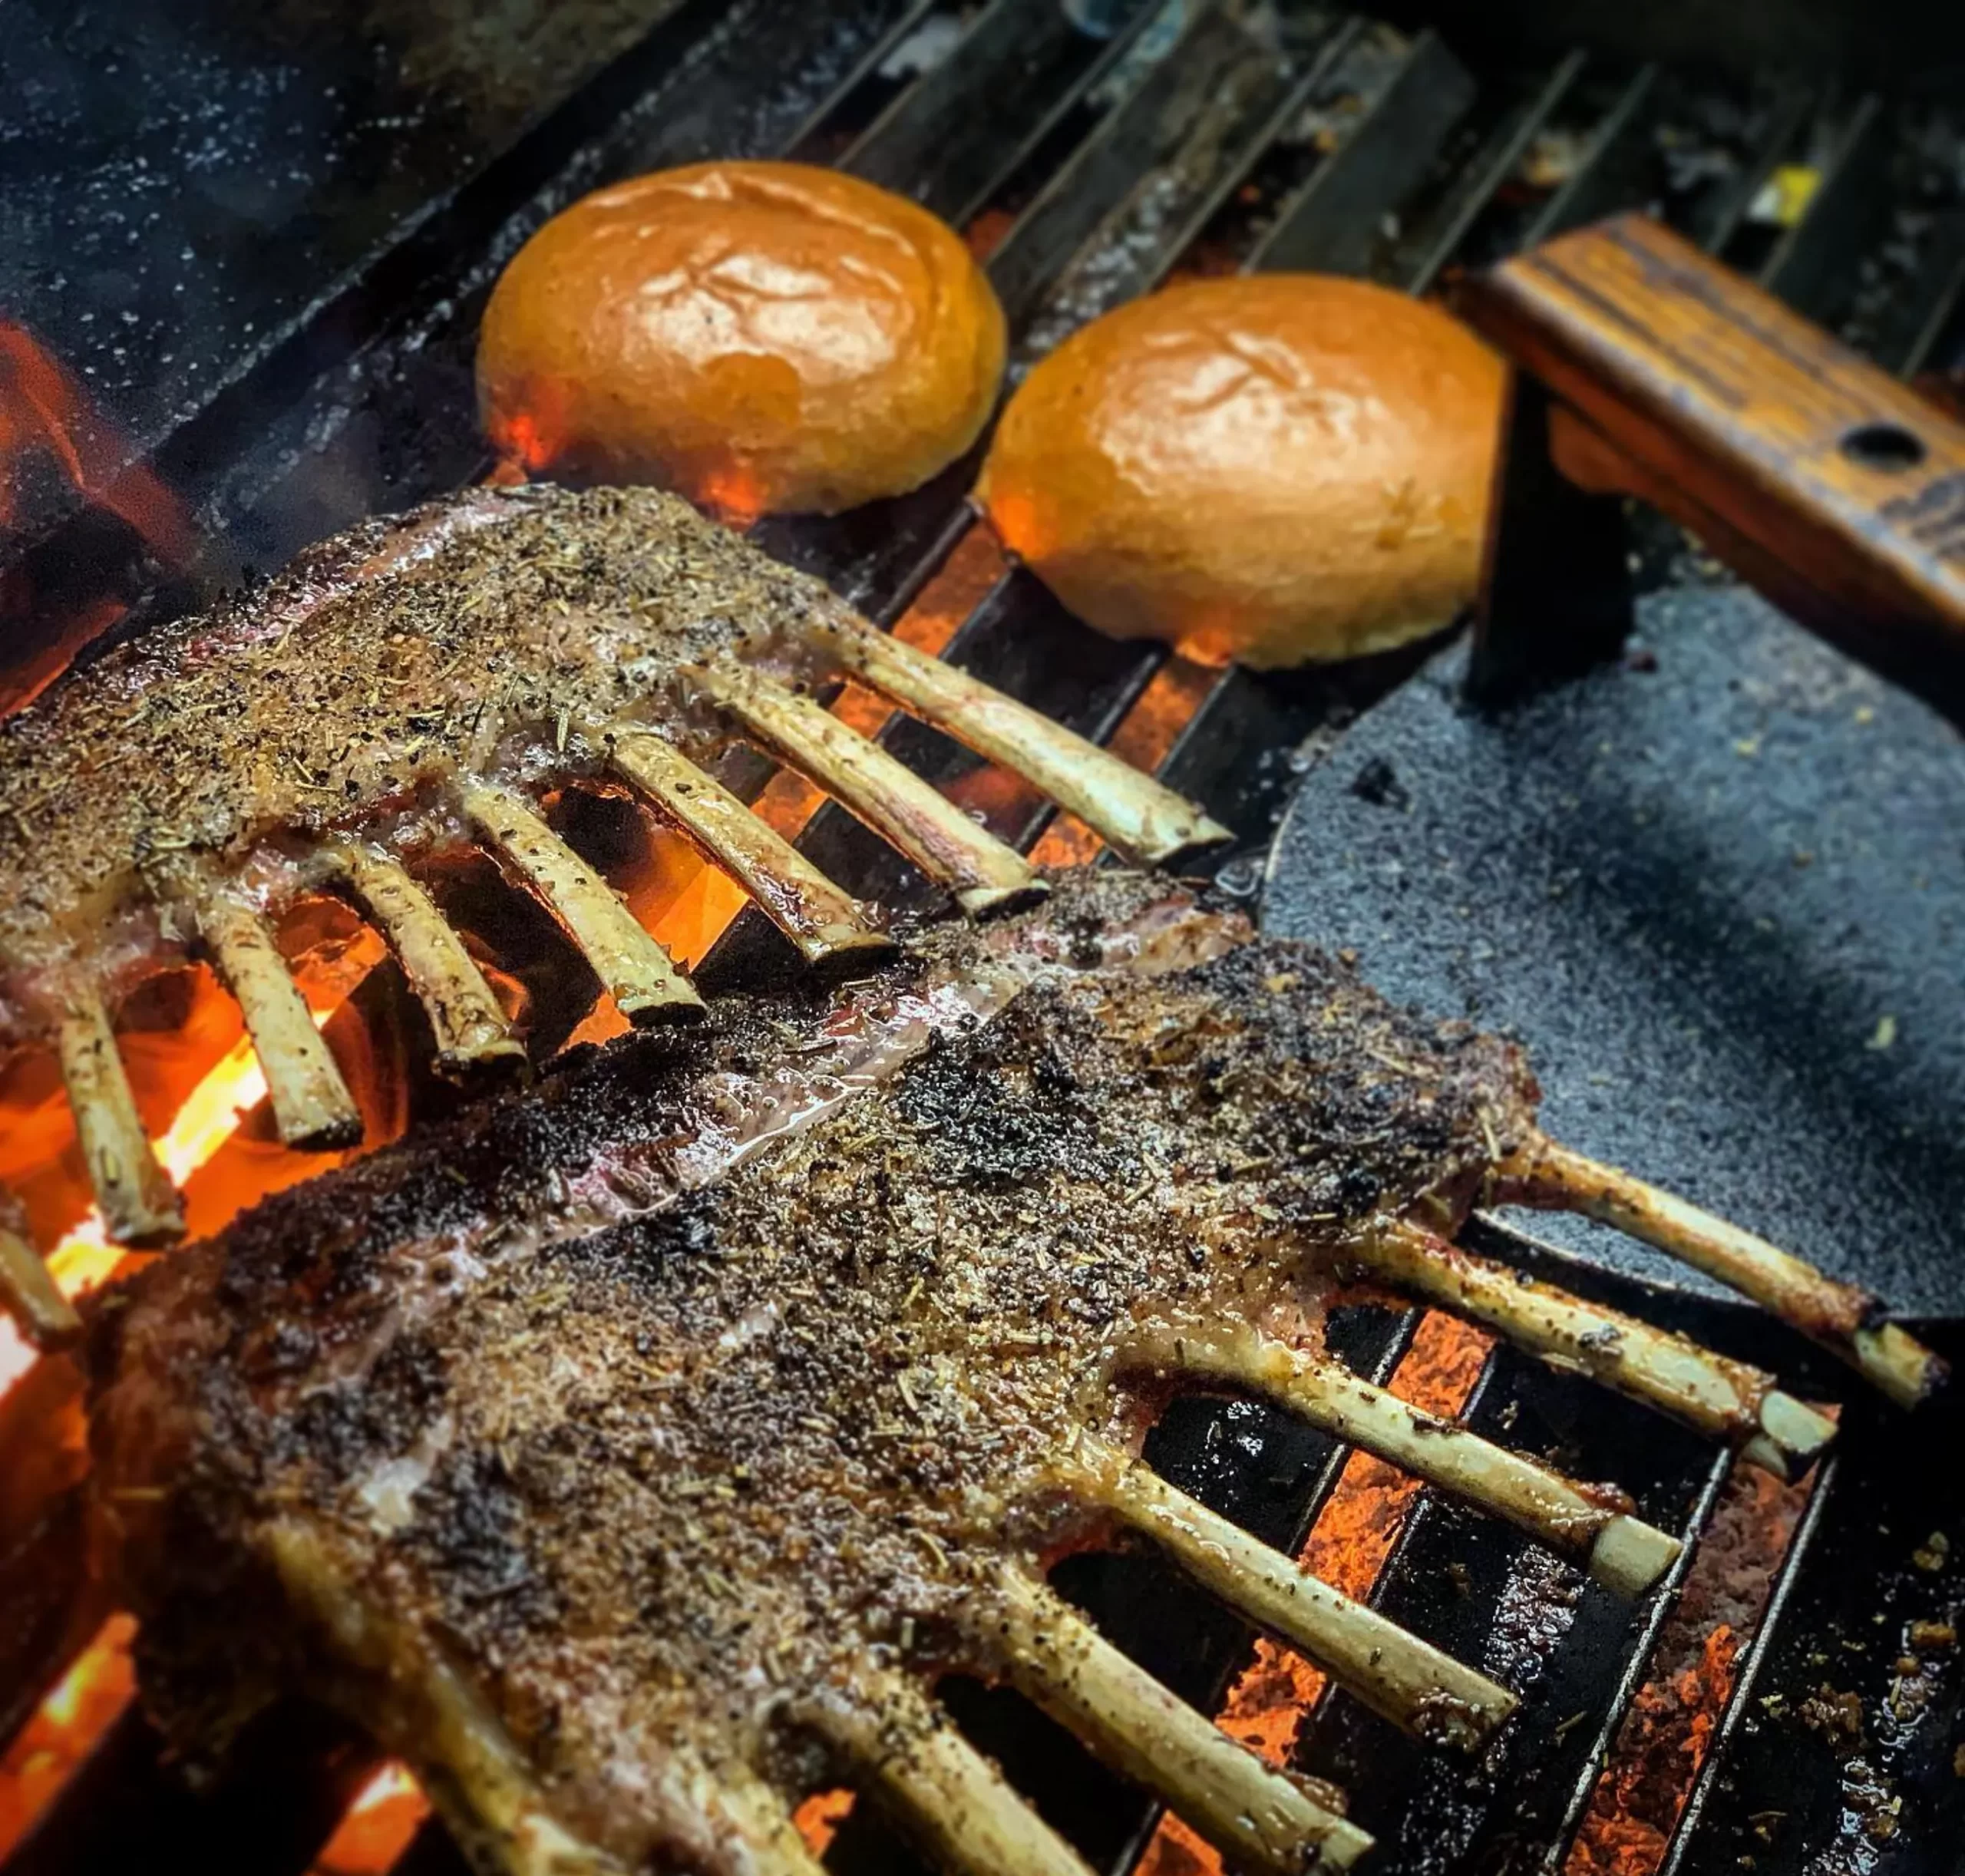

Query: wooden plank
1457;212;1965;724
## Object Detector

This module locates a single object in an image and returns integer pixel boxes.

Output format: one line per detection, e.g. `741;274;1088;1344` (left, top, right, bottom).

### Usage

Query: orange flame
0;1615;137;1861
794;1786;857;1858
310;1762;431;1876
484;376;575;479
698;464;768;530
0;323;197;715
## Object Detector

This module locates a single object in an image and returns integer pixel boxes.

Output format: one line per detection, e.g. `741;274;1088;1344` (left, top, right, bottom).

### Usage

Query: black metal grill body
2;5;1963;1875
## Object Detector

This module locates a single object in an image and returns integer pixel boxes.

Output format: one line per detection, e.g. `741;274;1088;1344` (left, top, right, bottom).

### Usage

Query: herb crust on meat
0;485;854;981
88;874;1535;1867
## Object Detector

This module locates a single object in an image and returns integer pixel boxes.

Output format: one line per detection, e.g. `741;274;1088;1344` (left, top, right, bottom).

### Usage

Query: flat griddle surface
1261;582;1965;1313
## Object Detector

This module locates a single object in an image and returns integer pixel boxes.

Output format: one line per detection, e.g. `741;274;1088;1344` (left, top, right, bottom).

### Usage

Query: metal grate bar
1546;1447;1738;1855
1524;62;1661;247
841;0;1095;209
1692;83;1815;256
1101;17;1371;308
1652;1457;1841;1876
983;1;1262;331
1881;206;1965;377
1290;1337;1724;1862
939;0;1170;232
780;0;952;163
1401;48;1589;296
1246;30;1477;277
1759;93;1891;325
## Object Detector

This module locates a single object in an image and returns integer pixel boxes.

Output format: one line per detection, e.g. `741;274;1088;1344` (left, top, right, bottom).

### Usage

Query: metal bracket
1465;372;1635;710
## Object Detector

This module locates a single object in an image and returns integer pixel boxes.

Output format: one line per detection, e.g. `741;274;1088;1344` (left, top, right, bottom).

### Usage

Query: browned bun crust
478;161;1007;517
976;276;1504;667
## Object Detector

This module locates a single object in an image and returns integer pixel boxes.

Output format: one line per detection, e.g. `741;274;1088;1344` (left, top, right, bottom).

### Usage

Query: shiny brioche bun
478;161;1006;517
976;276;1504;667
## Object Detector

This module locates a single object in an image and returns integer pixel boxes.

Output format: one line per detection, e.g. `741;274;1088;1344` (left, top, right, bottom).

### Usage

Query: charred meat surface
89;874;1533;1871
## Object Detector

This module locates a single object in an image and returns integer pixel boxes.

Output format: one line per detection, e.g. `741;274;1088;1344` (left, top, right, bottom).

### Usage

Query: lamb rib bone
461;781;704;1026
266;1518;621;1876
157;857;363;1151
1065;1431;1516;1746
1150;1321;1682;1597
692;662;1047;917
1494;1135;1945;1409
1356;1219;1836;1479
605;728;895;969
319;838;526;1079
798;1669;1095;1876
54;977;183;1245
0;1209;78;1349
821;619;1232;867
974;1567;1372;1874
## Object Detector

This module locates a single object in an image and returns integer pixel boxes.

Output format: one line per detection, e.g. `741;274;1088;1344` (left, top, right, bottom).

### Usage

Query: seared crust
0;484;859;995
88;874;1535;1864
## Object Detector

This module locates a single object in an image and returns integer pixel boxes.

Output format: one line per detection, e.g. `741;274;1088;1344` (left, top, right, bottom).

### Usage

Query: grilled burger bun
478;160;1007;517
976;275;1505;668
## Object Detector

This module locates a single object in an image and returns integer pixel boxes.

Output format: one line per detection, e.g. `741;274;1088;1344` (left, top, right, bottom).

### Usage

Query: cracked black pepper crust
0;484;859;976
87;877;1536;1865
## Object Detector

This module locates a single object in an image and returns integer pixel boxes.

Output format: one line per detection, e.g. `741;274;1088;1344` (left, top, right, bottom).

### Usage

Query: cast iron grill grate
2;5;1961;1875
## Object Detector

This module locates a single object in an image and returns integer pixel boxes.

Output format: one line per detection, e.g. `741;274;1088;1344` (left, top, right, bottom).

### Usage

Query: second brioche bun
976;276;1504;668
478;161;1006;517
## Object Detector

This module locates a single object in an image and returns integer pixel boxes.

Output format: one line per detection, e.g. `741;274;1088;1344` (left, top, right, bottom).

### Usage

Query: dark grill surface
3;4;1963;1875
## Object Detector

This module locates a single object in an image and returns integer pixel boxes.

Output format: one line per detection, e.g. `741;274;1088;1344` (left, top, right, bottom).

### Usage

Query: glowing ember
1135;1312;1494;1876
0;1614;137;1861
310;1762;431;1876
1565;1455;1819;1876
793;1785;857;1858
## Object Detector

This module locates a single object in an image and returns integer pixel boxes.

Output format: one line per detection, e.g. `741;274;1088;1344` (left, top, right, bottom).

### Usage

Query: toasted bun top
977;275;1504;667
478;161;1006;517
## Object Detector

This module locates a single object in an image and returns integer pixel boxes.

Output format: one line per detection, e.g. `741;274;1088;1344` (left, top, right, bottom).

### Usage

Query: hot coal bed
3;5;1964;1876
